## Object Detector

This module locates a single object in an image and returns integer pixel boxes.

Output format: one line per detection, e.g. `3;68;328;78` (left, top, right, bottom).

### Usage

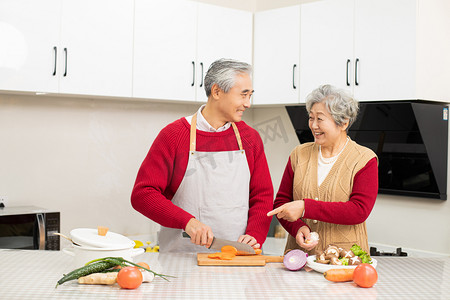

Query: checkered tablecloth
0;249;449;299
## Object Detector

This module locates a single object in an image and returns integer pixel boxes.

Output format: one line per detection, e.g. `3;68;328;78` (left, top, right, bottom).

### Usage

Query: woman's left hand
296;226;318;251
267;200;305;222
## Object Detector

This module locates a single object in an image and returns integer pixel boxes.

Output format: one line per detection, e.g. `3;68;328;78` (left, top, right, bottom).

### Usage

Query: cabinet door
253;6;300;105
354;0;417;101
0;0;60;93
59;0;133;97
299;0;354;102
196;3;253;102
133;0;197;102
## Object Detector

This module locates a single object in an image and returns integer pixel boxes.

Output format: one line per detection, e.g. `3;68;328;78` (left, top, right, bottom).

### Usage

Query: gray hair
305;84;359;129
204;58;252;97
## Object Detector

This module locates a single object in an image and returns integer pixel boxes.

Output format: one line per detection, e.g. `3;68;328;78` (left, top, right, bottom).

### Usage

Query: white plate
306;255;377;273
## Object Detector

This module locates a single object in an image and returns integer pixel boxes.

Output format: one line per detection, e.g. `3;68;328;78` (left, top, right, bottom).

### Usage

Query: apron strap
231;123;244;151
189;112;244;151
190;113;198;152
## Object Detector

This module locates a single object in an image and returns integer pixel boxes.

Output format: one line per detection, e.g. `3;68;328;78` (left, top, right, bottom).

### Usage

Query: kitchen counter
0;249;449;299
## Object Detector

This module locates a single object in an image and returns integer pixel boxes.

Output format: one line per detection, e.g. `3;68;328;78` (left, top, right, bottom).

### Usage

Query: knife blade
182;232;256;254
209;237;256;254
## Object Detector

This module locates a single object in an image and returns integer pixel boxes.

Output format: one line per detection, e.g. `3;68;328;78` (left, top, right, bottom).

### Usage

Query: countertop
0;249;449;299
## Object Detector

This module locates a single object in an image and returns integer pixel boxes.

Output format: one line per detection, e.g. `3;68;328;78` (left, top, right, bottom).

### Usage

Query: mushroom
330;256;343;265
324;245;340;258
348;256;362;265
315;252;330;264
339;249;355;259
305;232;320;244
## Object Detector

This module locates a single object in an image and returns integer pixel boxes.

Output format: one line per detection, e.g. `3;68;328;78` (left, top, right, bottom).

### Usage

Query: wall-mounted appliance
0;206;60;250
286;101;448;200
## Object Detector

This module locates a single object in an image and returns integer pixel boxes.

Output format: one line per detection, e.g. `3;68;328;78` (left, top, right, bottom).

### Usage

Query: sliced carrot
208;252;222;259
219;252;236;260
255;248;262;255
221;245;238;255
323;268;354;282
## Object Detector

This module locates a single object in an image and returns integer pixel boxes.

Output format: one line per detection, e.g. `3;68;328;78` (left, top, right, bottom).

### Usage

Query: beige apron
158;113;251;253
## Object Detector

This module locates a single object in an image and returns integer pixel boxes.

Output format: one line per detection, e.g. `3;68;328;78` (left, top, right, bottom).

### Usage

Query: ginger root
78;272;118;285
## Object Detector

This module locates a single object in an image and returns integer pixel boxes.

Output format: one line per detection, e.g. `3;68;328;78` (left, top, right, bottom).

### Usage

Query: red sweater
131;118;274;245
274;157;378;238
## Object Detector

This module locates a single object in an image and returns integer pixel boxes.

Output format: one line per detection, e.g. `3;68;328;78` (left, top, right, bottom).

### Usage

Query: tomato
137;262;150;270
117;267;143;289
353;263;378;288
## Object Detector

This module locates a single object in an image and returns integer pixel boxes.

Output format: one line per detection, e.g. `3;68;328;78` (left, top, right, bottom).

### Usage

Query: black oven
0;206;60;250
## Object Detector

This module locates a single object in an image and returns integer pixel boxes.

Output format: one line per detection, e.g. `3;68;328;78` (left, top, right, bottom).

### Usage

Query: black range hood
286;101;448;200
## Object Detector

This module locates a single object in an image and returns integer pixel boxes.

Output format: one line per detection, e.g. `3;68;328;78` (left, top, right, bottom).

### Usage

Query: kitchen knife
182;232;256;254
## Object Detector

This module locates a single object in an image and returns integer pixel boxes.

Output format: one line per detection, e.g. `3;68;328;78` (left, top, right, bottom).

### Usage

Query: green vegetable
360;253;372;264
56;257;175;288
350;243;372;264
339;257;349;265
350;244;364;256
56;259;119;287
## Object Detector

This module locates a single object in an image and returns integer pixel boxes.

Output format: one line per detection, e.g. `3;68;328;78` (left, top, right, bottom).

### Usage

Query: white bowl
306;255;378;273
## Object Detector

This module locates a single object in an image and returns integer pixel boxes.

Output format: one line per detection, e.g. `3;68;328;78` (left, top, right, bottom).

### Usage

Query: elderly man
131;59;273;252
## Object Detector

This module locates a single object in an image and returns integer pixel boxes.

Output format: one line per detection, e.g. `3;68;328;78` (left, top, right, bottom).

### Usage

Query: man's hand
238;234;260;249
267;200;305;222
185;218;214;248
296;226;318;251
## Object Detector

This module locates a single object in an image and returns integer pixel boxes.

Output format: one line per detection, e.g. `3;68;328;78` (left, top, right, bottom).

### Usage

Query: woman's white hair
305;84;359;130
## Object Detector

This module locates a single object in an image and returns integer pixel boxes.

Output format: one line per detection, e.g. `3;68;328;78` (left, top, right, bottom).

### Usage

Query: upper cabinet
299;0;450;103
133;0;197;102
0;0;60;93
133;0;253;102
253;5;301;105
0;0;134;97
58;0;134;97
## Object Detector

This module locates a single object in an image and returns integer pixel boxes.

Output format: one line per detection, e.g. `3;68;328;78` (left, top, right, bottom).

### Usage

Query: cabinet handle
292;64;297;89
191;61;195;86
199;62;204;87
346;59;350;86
355;58;359;86
52;47;57;76
63;48;68;77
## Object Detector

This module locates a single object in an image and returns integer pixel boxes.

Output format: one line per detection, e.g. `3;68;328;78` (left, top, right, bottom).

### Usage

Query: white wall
0;94;202;238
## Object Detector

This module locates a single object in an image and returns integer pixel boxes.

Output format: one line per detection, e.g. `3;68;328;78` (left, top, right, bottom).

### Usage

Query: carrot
324;268;354;282
221;245;238;255
208;253;222;259
219;252;236;260
255;248;262;255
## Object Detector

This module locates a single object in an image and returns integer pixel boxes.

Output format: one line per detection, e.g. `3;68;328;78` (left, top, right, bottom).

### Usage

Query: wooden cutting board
197;253;284;266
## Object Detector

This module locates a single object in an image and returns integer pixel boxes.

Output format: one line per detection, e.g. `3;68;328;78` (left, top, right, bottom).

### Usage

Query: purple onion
283;249;308;271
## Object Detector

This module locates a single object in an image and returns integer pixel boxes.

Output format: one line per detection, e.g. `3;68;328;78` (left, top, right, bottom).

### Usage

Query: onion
283;249;308;271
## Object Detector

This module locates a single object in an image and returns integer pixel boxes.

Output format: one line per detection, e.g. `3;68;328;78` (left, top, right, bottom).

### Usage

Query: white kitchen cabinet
133;0;252;102
0;0;60;93
353;0;417;101
133;0;197;102
299;0;450;103
299;0;354;103
253;5;301;105
59;0;134;97
0;0;133;97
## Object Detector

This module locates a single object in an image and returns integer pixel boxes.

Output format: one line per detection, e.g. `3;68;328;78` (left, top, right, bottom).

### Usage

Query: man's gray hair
305;84;359;129
204;58;252;97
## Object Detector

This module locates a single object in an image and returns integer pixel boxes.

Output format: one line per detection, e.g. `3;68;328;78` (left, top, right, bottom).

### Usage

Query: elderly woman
268;85;378;255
